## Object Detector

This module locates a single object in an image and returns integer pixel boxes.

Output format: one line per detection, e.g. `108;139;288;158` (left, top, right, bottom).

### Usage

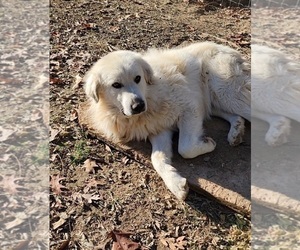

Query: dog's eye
112;82;123;89
134;75;141;84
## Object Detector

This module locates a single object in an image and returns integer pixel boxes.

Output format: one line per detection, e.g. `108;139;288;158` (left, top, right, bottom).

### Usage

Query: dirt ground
49;0;251;249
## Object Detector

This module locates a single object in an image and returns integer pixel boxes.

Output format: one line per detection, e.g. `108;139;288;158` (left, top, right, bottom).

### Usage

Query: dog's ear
140;59;153;85
84;69;102;103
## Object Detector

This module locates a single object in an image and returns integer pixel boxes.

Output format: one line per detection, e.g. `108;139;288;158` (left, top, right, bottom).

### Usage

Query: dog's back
252;45;300;123
180;42;251;121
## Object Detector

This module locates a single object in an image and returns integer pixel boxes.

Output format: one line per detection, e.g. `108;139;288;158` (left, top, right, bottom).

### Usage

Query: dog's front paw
179;136;216;159
228;117;245;146
164;172;189;200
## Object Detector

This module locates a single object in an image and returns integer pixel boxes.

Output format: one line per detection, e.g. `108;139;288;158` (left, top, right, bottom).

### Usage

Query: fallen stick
252;185;300;217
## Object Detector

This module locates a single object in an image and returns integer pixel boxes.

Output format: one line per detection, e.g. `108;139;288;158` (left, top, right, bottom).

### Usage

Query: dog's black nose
131;99;145;114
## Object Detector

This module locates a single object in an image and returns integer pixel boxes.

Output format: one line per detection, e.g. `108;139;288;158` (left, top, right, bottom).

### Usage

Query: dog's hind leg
178;112;216;159
212;109;245;146
149;130;189;200
253;111;291;146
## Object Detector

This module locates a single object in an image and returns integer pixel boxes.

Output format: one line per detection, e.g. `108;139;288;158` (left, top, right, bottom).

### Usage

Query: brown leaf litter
0;174;25;194
50;175;67;195
82;158;98;173
108;230;142;250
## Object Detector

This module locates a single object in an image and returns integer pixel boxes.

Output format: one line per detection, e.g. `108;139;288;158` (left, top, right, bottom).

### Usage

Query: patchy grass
71;140;91;164
32;141;49;164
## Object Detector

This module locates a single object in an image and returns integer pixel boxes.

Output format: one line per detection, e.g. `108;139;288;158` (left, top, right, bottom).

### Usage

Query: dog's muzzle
131;98;145;114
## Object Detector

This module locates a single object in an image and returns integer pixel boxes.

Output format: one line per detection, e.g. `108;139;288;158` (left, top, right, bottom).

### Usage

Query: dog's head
84;50;153;116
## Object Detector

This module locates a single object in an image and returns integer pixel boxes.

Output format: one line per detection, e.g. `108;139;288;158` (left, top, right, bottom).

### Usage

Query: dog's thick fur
84;42;250;200
252;45;300;146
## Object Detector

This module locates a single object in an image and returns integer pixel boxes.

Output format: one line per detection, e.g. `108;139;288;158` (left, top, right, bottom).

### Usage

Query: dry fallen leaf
109;26;120;32
5;217;26;230
11;240;31;250
50;127;60;142
105;144;112;153
34;74;48;90
57;240;70;250
0;76;21;85
50;153;58;162
52;212;68;230
160;236;187;250
71;192;83;203
82;159;98;173
0;174;24;194
85;178;105;189
175;236;187;249
81;193;101;204
83;178;106;193
72;74;83;90
0;153;12;162
52;217;66;230
160;237;169;247
69;109;78;121
83;22;98;29
0;126;16;142
50;175;67;195
108;230;140;250
50;78;63;85
31;109;42;121
121;156;130;165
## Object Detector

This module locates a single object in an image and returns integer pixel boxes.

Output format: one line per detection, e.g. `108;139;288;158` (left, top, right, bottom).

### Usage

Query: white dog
84;42;251;200
252;45;300;146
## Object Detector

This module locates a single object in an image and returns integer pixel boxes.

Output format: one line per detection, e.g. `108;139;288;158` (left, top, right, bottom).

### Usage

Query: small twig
9;153;22;176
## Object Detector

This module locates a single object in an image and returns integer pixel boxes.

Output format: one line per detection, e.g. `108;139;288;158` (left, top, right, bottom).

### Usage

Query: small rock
204;157;210;162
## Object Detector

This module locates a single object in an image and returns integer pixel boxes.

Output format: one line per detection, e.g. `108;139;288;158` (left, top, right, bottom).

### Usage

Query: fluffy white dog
84;42;250;200
252;45;300;146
